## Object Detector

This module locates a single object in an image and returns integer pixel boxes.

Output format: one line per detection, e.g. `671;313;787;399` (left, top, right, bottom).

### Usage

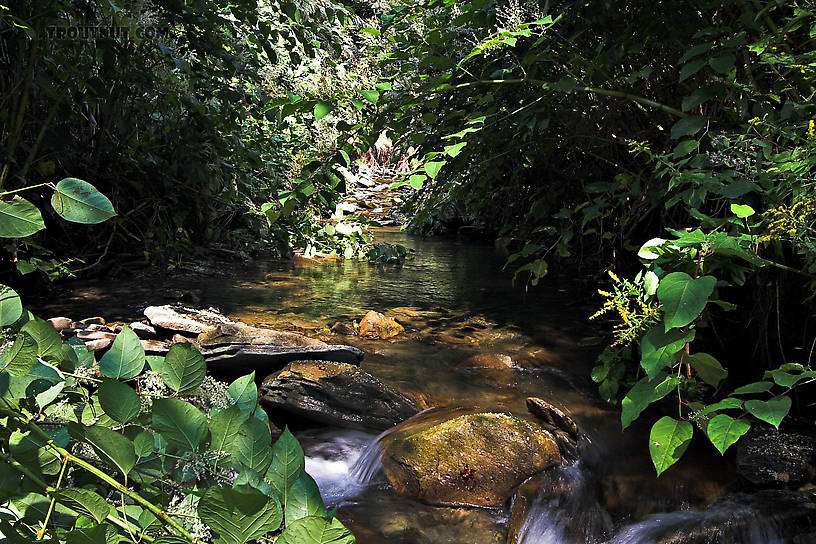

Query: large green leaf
197;485;282;544
161;342;206;394
656;272;716;331
50;178;115;224
0;331;37;376
689;353;728;386
266;427;305;505
276;516;355;544
210;404;249;460
21;317;63;362
359;89;380;104
152;398;208;452
231;417;273;474
0;285;22;326
640;326;695;379
745;396;791;429
98;325;145;379
314;101;335;120
705;414;750;455
228;372;257;414
670;115;707;139
649;416;693;476
98;379;141;423
69;424;136;477
423;161;446;179
0;196;45;238
285;472;326;526
53;489;112;523
621;373;681;429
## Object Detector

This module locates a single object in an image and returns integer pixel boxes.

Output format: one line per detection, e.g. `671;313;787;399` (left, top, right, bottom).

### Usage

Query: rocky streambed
36;230;816;543
44;302;816;544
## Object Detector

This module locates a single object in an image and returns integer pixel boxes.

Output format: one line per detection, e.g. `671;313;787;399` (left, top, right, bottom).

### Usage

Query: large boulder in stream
197;322;325;348
259;361;419;430
381;412;561;507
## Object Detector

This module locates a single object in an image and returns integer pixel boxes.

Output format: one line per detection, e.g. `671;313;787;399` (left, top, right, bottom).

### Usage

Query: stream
37;228;796;543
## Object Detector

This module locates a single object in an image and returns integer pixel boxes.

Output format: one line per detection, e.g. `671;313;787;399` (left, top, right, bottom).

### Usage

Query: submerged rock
736;426;816;487
358;311;404;339
259;361;418;430
381;412;561;507
330;321;356;335
144;305;231;334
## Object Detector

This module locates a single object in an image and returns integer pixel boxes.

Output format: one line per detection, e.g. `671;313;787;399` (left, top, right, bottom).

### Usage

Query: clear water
37;229;742;543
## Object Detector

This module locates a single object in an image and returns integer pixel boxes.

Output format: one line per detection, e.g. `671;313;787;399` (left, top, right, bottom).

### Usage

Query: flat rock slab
144;305;232;334
204;344;364;372
197;322;325;348
260;361;418;431
737;427;816;487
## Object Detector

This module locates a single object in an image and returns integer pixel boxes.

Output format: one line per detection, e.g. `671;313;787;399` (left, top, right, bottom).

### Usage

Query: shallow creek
38;229;780;543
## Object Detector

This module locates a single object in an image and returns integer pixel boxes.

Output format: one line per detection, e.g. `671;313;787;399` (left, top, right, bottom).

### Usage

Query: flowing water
37;228;794;543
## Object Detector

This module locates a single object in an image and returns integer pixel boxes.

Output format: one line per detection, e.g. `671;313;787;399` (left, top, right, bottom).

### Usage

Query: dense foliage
353;0;816;474
0;290;354;543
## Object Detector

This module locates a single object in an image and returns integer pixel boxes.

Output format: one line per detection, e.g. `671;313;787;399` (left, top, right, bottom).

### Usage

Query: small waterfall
302;430;377;505
606;494;787;544
347;427;392;484
515;464;613;544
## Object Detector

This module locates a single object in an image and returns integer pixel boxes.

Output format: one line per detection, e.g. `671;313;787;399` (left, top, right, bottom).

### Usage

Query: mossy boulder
381;412;561;507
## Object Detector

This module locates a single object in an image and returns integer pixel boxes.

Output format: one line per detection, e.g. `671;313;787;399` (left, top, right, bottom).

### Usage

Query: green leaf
745;396;791;429
266;427;305;505
640;327;695;379
0;285;22;326
0;196;46;238
133;431;154;457
730;204;755;218
0;331;37;376
731;381;773;395
53;489;112;523
670;115;707;139
98;379;140;423
70;424;136;477
64;523;110;544
210;404;249;459
709;53;735;74
349;98;364;110
621;373;681;429
679;58;707;82
444;142;467;157
21;317;63;362
152;398;208;452
409;174;426;189
689;353;728;386
698;397;742;416
161;342;206;394
98;325;145;379
50;178;115;224
423;161;446;179
644;270;660;296
359;89;380;104
314;101;334;120
276;516;355;544
228;372;257;414
197;485;282;544
230;417;274;474
673;140;699;158
657;272;716;331
649;416;693;476
285;472;326;526
706;414;750;455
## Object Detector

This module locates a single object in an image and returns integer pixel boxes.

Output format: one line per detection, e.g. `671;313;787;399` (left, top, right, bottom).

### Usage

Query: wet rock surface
259;361;419;430
526;397;581;440
381;412;561;507
358;310;404;339
736;426;816;487
144;304;231;334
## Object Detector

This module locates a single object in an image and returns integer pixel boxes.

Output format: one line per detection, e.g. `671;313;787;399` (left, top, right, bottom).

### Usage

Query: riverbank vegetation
2;0;816;541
